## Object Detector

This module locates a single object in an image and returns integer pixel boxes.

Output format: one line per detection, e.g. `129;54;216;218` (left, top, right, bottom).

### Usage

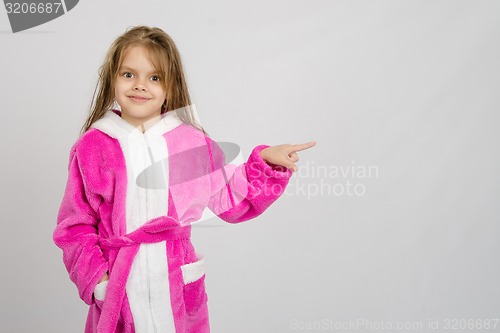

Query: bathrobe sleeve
206;137;293;223
52;145;109;305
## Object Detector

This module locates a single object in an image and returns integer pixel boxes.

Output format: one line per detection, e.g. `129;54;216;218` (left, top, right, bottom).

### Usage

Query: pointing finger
290;141;316;152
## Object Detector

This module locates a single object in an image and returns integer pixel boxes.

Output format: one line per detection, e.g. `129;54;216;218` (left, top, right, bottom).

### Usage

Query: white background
1;1;499;332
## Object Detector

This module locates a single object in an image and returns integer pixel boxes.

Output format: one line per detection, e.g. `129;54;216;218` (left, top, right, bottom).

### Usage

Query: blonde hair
80;25;208;137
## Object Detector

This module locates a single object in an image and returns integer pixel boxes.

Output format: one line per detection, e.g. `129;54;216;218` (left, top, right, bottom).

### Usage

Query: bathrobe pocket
180;253;208;316
92;279;127;326
93;279;108;308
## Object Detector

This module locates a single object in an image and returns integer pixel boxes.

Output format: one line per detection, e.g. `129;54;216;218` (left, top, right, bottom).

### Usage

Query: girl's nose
133;78;147;91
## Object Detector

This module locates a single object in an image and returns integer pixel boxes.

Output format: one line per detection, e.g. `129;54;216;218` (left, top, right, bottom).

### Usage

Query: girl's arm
52;145;109;305
206;137;293;223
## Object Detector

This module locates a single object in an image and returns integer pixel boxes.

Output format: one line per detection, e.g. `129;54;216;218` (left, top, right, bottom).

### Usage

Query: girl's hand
259;141;316;172
99;272;109;284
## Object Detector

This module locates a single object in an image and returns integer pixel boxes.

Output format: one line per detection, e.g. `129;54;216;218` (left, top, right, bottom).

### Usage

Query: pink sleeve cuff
246;144;294;180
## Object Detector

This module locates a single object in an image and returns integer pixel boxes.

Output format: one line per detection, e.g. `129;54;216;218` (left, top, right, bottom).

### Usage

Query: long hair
80;25;208;137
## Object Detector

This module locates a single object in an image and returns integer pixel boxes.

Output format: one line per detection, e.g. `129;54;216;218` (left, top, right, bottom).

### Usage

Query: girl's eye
122;72;134;78
151;75;160;82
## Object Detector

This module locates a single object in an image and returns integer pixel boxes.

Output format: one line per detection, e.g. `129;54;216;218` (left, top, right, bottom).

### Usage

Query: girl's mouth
129;96;151;103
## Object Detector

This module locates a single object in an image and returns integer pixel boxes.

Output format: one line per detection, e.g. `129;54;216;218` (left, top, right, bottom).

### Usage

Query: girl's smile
128;95;152;103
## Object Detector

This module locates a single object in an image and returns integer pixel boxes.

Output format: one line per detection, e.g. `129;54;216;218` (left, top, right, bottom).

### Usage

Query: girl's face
114;45;167;130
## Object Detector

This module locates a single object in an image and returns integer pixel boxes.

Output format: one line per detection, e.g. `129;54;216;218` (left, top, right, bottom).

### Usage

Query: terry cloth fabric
53;105;293;332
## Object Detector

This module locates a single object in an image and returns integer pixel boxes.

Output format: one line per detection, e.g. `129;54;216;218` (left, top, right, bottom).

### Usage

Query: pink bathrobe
53;108;293;333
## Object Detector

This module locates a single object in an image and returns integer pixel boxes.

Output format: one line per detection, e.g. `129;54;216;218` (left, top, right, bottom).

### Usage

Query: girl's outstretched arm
53;145;109;305
206;137;295;223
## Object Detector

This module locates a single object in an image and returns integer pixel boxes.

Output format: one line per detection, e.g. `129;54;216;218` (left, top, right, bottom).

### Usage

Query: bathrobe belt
96;216;191;333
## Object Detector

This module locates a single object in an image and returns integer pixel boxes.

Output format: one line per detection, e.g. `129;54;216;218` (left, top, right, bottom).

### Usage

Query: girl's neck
111;109;165;133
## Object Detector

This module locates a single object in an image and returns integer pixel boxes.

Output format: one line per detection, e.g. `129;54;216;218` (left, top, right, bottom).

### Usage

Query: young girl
53;25;315;333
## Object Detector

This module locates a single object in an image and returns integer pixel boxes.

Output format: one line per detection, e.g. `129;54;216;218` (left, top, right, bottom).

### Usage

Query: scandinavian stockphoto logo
4;0;78;33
